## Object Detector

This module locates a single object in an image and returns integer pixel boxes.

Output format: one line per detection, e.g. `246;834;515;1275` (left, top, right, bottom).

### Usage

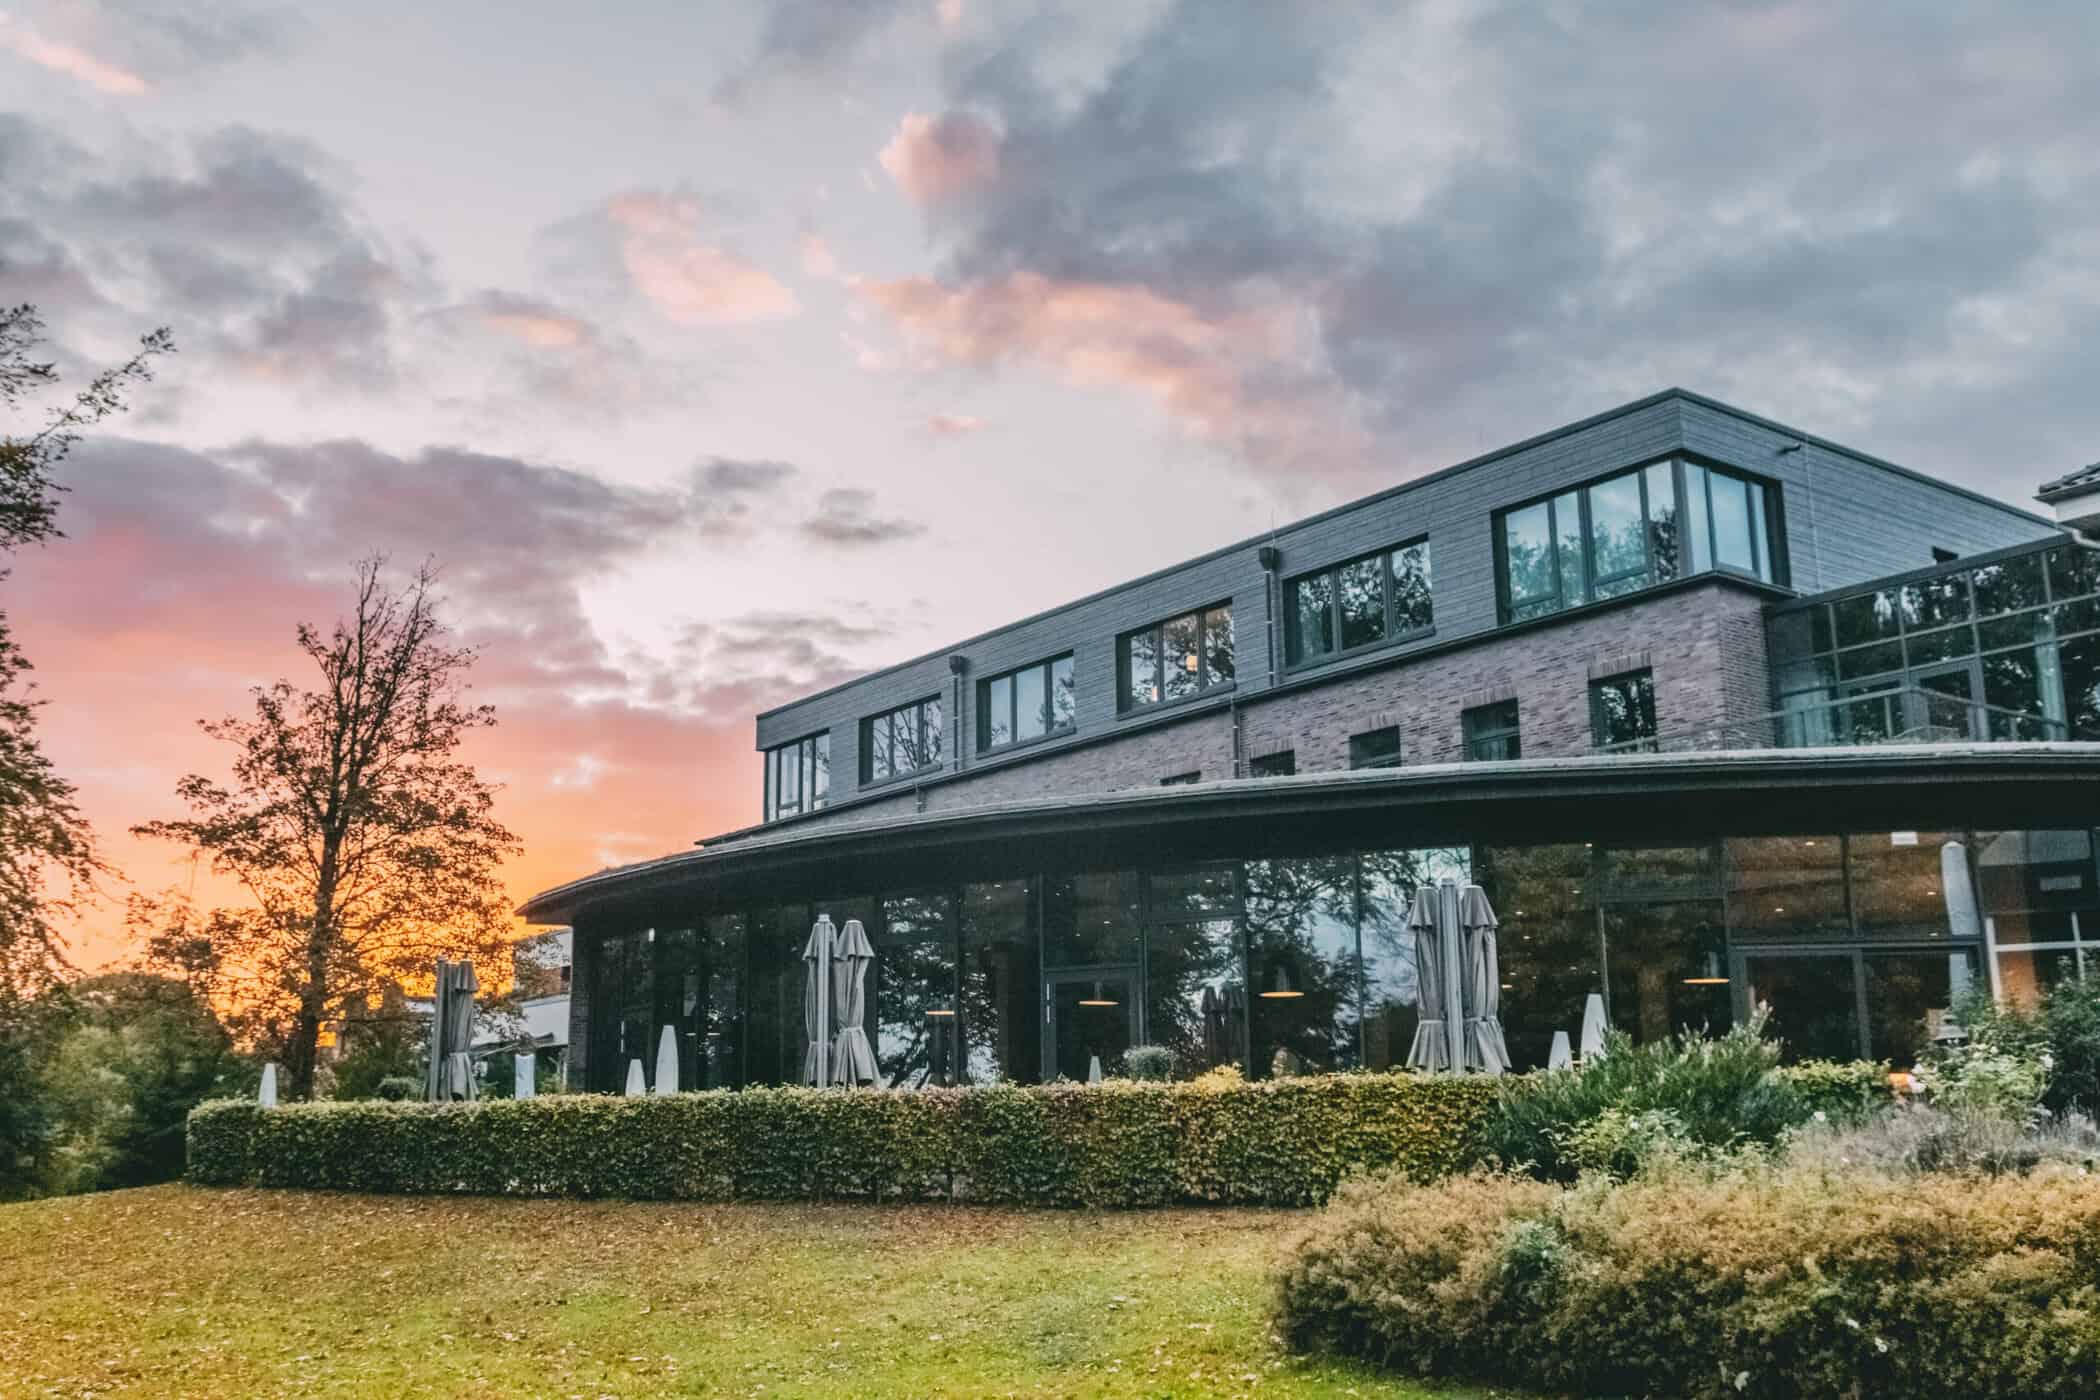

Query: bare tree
135;558;522;1099
0;306;171;1004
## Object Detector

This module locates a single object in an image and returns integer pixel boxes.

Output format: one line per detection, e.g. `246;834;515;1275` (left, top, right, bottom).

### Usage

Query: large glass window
874;892;959;1088
1359;848;1471;1070
1245;857;1361;1074
1042;871;1142;967
1848;832;1967;940
861;697;943;784
762;732;829;822
1120;604;1233;710
1145;917;1244;1075
1976;829;2100;1009
1589;669;1658;751
1726;836;1848;940
979;655;1075;753
961;878;1039;1084
1604;902;1732;1043
1284;539;1433;666
1496;460;1776;623
1473;845;1593;1072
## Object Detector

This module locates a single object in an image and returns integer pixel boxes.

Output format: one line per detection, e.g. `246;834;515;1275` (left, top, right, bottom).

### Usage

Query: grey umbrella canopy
425;959;480;1101
1404;885;1456;1071
831;918;878;1086
802;914;836;1087
1457;883;1510;1075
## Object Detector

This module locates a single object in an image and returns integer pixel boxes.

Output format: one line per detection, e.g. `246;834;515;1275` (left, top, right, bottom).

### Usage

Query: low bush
1276;1161;2100;1399
1785;1100;2100;1177
1477;1018;1817;1180
1121;1045;1174;1081
1780;1057;1896;1121
187;1071;1501;1207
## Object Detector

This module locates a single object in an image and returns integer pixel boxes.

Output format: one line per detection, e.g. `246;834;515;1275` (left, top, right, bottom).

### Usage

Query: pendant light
1683;951;1730;986
1258;962;1304;999
1078;980;1118;1007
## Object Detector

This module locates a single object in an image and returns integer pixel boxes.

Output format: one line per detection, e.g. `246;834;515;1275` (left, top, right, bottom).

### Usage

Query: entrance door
1738;952;1864;1061
1045;970;1138;1081
1910;662;1983;739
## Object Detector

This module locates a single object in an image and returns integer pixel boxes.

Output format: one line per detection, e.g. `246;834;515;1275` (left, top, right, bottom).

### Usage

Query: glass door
1044;970;1137;1081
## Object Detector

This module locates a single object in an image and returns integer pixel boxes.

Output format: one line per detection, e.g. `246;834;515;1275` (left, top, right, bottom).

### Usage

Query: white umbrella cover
1404;885;1455;1071
802;915;836;1087
515;1051;537;1099
653;1024;679;1095
1579;992;1608;1061
1547;1031;1573;1071
624;1058;647;1096
831;919;878;1086
259;1062;278;1107
1457;883;1510;1075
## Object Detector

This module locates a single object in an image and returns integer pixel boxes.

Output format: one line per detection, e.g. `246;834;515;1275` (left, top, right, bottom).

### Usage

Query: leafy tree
0;306;171;1002
135;559;522;1100
329;983;429;1100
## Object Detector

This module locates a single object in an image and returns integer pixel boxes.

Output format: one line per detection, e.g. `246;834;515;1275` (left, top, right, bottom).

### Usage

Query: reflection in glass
1145;917;1244;1073
1645;461;1678;580
1474;845;1592;1072
1866;949;1973;1069
746;901;809;1085
1604;903;1732;1042
1042;871;1142;967
1973;554;2047;616
1162;612;1201;701
1848;832;1963;939
874;892;958;1088
1204;605;1235;684
986;674;1012;747
1050;974;1135;1081
1015;665;1046;742
1149;865;1237;921
2063;635;2100;738
1590;670;1658;750
1393;541;1433;632
1554;490;1587;608
1589;470;1646;585
695;913;745;1089
1743;954;1861;1062
1996;946;2082;1010
1727;837;1847;940
1684;463;1712;574
1051;655;1076;729
1503;501;1555;618
1711;471;1755;574
1124;628;1159;708
1338;556;1384;650
1245;857;1361;1075
961;878;1039;1083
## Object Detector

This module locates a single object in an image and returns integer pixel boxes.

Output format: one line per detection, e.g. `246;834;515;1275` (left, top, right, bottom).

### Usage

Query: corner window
1248;750;1296;778
1590;670;1658;752
763;731;830;821
1285;539;1432;667
861;697;943;784
1120;603;1233;711
1463;701;1521;762
978;654;1075;753
1348;726;1402;769
1497;460;1778;624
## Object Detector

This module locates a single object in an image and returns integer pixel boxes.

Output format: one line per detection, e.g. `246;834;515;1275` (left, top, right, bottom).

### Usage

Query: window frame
1282;536;1434;671
858;696;944;787
1248;749;1297;778
976;653;1076;755
1588;669;1660;752
762;730;830;822
1462;699;1522;762
1118;601;1235;714
1347;726;1403;770
1493;457;1782;625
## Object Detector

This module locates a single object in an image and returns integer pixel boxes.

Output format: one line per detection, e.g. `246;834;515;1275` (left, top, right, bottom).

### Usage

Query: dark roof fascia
517;743;2100;923
1770;531;2085;611
757;389;2049;730
708;571;1792;847
2038;463;2100;501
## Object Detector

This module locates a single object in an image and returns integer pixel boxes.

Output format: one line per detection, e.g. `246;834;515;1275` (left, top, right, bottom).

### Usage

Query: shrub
1121;1045;1174;1081
1275;1162;2100;1399
1915;1042;2049;1120
1785;1100;2100;1177
374;1076;420;1102
1780;1057;1896;1122
187;1071;1502;1207
1478;1018;1810;1180
2042;977;2100;1120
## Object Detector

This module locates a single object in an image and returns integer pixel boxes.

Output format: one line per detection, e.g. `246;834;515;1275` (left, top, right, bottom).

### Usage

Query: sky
3;0;2097;971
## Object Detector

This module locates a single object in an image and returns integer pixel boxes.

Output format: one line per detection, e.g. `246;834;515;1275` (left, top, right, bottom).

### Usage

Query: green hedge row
187;1073;1502;1207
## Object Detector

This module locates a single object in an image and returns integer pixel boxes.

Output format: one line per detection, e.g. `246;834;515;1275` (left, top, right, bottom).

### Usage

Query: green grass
0;1185;1504;1398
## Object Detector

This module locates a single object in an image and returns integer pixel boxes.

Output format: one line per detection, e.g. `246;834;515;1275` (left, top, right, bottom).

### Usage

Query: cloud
694;456;798;495
879;110;1002;204
925;413;982;436
799;486;928;547
560;191;800;326
0;14;147;92
799;231;838;278
713;0;919;102
456;290;592;350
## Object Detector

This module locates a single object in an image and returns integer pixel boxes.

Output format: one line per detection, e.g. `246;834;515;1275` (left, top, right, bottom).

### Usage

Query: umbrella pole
816;919;831;1090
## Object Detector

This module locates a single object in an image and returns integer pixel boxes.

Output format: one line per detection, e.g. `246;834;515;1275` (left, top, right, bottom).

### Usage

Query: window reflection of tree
1474;845;1596;1071
875;892;957;1089
1145;917;1243;1073
960;879;1038;1084
1245;856;1361;1074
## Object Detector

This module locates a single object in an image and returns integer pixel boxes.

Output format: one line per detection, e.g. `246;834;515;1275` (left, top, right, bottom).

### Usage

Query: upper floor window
1248;749;1296;778
763;731;829;821
1120;603;1233;711
1590;670;1659;752
1285;538;1432;668
1348;725;1402;769
1463;700;1521;762
1496;460;1778;624
861;696;943;784
979;654;1075;753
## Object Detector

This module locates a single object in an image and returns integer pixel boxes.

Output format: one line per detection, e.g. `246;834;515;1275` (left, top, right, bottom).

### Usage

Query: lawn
0;1186;1499;1399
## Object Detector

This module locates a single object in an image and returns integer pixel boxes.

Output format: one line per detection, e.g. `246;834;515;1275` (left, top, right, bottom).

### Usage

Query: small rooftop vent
2037;461;2100;538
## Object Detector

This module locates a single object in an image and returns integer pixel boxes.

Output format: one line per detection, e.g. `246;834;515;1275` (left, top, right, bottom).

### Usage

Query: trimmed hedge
187;1072;1501;1207
1276;1164;2100;1399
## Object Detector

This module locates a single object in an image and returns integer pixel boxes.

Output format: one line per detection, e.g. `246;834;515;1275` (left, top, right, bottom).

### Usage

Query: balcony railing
1592;685;2072;756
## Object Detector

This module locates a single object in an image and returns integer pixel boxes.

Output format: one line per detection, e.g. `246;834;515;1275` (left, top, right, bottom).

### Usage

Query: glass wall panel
1588;470;1646;590
1473;844;1591;1072
961;878;1039;1084
1553;490;1587;607
1683;463;1712;574
1974;829;2098;945
1292;573;1334;661
1848;832;1966;940
1727;836;1848;940
1162;612;1201;702
986;674;1012;747
1645;461;1679;581
874;892;959;1088
1015;665;1046;743
1605;902;1732;1042
1051;655;1076;728
1833;589;1902;649
1338;555;1385;650
1502;501;1555;618
655;925;696;1090
1972;554;2047;615
1124;628;1159;708
1711;472;1755;574
1245;856;1361;1076
1204;606;1235;684
613;928;656;1089
744;902;806;1086
2050;544;2100;601
1393;542;1433;632
1359;851;1444;1069
1145;917;1244;1073
1149;864;1237;921
1866;949;1975;1069
1042;871;1141;967
695;913;745;1089
2060;634;2100;738
1742;953;1862;1061
1996;946;2081;1010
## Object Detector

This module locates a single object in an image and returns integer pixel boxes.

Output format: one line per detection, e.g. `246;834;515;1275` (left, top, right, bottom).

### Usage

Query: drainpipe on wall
947;654;968;775
1258;544;1282;689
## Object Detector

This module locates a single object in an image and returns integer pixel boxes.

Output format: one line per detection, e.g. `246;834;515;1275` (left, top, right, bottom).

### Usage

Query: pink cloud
926;412;983;435
859;271;1367;471
605;192;798;325
878;110;1002;204
0;16;147;94
800;231;839;278
479;305;589;349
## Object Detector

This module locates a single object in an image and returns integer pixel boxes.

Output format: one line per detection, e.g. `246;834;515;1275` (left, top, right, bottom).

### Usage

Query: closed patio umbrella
441;959;479;1101
831;918;878;1086
423;960;451;1101
624;1058;646;1095
1404;885;1456;1071
802;914;836;1087
1456;883;1510;1075
653;1024;679;1095
1200;985;1223;1066
1579;992;1608;1061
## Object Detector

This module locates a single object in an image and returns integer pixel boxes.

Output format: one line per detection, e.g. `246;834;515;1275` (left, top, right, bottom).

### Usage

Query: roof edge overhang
518;744;2100;925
